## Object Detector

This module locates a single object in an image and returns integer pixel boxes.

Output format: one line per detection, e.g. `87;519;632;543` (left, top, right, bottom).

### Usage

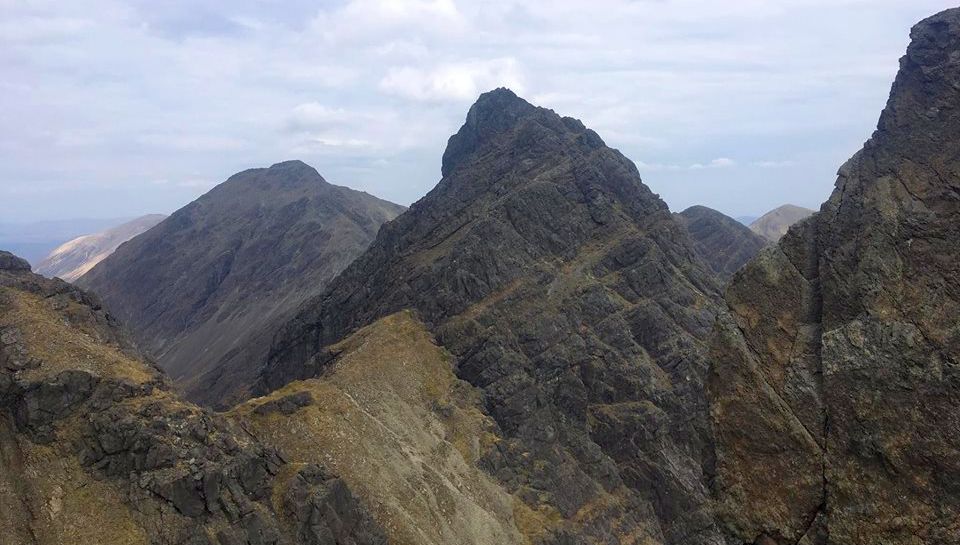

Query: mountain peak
874;7;960;144
440;88;539;177
268;159;317;172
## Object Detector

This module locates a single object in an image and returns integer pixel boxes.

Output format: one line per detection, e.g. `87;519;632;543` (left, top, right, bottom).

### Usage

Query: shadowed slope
676;205;767;281
78;161;404;406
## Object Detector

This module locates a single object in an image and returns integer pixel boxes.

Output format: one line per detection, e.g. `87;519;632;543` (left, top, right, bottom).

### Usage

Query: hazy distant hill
749;203;814;242
78;161;405;406
676;205;767;281
0;217;130;265
36;214;166;281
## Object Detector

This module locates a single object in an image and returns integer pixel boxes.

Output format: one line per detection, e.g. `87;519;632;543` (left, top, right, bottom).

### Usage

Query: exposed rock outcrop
676;205;767;281
709;8;960;544
259;89;726;544
236;311;530;545
0;251;386;545
78;161;404;407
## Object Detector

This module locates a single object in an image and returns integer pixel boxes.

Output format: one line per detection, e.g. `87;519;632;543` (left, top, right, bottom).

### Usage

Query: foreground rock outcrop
235;311;531;545
709;8;960;544
0;250;386;545
78;161;404;407
676;205;767;281
36;214;167;282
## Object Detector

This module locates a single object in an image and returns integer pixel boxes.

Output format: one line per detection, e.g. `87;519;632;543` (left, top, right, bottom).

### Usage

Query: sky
1;0;956;223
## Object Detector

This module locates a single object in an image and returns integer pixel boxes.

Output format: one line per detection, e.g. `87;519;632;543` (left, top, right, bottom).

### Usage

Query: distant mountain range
35;214;166;281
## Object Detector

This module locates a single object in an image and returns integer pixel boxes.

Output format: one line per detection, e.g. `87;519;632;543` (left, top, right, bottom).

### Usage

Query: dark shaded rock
709;8;960;544
676;205;767;281
282;465;388;545
0;251;30;272
77;160;405;408
259;88;725;543
253;391;313;416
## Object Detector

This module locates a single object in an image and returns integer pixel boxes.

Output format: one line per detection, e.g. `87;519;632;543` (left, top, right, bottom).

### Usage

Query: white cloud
750;160;797;168
311;0;467;44
637;158;737;171
380;58;525;101
1;0;956;221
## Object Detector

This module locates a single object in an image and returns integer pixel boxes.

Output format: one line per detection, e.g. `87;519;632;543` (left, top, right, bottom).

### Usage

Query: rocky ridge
258;88;726;544
675;205;767;281
709;8;960;545
0;250;387;545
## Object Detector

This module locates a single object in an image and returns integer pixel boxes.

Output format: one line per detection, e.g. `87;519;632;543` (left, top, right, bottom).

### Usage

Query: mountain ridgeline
675;205;767;281
0;250;388;545
2;6;959;545
258;88;728;543
77;162;404;406
710;9;960;543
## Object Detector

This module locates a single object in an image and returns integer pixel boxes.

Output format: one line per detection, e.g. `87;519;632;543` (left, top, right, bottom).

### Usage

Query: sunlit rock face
709;8;960;545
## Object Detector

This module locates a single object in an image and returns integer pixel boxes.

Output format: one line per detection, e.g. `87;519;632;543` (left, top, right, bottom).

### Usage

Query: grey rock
709;8;960;545
675;205;767;281
77;160;405;408
259;88;725;543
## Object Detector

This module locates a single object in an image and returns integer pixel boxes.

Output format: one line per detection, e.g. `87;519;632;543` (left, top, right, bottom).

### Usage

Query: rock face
709;8;960;545
749;204;814;242
676;205;767;281
0;251;386;545
36;214;167;282
259;89;726;544
77;161;404;407
235;311;531;545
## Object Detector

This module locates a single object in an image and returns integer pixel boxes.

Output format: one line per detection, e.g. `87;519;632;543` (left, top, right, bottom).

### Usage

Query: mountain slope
234;310;532;545
36;214;166;282
748;204;814;242
709;8;960;544
0;250;386;545
77;161;404;406
676;205;767;281
258;89;726;544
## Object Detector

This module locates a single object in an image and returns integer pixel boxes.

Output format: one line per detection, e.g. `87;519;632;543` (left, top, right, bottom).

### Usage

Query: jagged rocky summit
257;88;727;544
4;6;960;545
709;8;960;544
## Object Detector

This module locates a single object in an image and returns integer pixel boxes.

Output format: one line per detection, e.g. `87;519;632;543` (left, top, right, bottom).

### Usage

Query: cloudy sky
1;0;955;222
